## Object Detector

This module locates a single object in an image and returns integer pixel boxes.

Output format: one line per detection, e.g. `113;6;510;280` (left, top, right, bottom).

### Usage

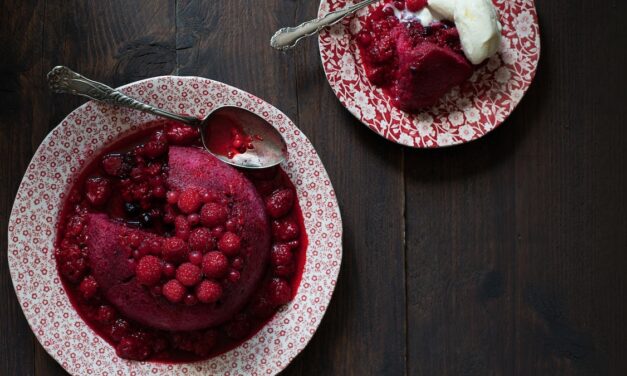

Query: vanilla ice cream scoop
428;0;502;64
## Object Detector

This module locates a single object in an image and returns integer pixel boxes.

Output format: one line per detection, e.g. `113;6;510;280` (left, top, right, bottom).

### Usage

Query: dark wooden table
2;1;626;375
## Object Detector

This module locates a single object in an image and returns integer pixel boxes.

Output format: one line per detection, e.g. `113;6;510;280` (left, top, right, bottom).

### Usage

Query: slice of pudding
355;0;500;112
392;33;472;111
86;146;270;331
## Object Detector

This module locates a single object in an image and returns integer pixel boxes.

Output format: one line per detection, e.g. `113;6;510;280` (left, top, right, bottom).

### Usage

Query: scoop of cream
428;0;502;64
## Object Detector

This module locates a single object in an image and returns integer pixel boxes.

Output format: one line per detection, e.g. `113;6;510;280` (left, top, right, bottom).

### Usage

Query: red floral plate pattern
318;0;540;147
8;76;342;375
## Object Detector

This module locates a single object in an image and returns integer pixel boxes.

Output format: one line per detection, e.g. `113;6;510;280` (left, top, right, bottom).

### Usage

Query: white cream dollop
428;0;502;64
386;3;439;27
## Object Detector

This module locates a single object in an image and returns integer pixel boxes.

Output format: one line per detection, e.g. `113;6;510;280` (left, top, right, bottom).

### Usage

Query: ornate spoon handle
270;0;380;51
46;66;202;126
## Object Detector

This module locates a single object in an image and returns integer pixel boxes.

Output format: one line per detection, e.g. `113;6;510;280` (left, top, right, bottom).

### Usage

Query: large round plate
319;0;540;147
8;76;342;375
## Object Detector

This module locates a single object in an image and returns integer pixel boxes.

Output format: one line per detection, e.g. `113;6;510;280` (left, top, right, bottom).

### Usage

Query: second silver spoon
270;0;380;51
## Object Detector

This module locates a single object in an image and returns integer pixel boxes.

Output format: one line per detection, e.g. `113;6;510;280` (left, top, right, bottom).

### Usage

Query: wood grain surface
1;0;626;375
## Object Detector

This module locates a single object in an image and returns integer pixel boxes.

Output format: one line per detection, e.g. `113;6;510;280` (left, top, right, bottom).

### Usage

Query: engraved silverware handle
47;66;202;127
270;0;380;51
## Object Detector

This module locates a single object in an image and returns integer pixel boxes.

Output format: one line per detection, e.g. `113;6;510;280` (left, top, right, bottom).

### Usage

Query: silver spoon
270;0;380;50
47;66;287;169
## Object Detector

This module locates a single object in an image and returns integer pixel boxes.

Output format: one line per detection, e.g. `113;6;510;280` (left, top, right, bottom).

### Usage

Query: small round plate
318;0;540;147
8;76;342;375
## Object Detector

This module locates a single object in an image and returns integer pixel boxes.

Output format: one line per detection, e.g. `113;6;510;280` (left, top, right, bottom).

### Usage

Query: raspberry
286;239;300;249
55;244;87;283
101;153;131;177
174;215;191;240
136;255;162;286
144;162;162;176
95;305;116;324
196;280;223;303
202;251;229;278
165;122;200;145
65;215;85;238
116;334;152;360
218;232;241;256
178;188;202;214
201;190;219;203
406;0;427;12
135;241;151;258
265;189;295;218
134;145;146;158
143;238;163;256
85;176;112;207
188;227;214;253
200;202;228;227
129;232;142;248
163;279;186;303
143;130;168;159
270;244;292;266
267;278;292;306
162;237;187;263
110;318;131;341
273;262;295;278
272;218;300;241
176;263;202;287
79;276;98;299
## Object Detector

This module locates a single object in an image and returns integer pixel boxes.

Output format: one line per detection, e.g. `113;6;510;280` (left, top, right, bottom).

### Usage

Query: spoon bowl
47;66;287;169
199;106;287;169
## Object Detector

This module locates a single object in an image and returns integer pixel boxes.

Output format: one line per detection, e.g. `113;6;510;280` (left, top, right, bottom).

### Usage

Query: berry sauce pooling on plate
54;120;307;362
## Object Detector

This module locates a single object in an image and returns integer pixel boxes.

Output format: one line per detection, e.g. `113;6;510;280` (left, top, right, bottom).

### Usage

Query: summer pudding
55;120;306;361
355;0;502;112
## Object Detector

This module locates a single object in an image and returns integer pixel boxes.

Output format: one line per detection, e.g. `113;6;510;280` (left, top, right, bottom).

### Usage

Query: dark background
1;0;626;375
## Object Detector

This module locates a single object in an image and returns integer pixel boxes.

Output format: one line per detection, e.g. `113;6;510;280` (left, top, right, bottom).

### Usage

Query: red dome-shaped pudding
55;123;305;361
86;147;270;331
